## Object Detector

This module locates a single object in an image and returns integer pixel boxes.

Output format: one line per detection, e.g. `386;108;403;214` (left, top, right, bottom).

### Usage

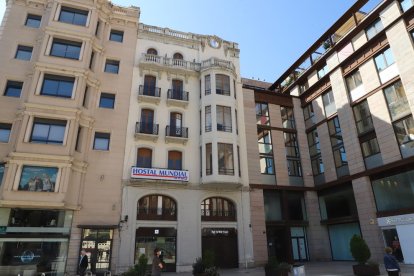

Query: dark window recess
104;59;119;74
15;45;33;60
50;38;82;59
58;6;88;26
109;30;124;42
99;93;115;109
25;14;41;28
89;51;95;70
201;197;236;221
4;81;23;98
0;123;12;143
30;118;67;144
41;74;75;98
93;132;110;150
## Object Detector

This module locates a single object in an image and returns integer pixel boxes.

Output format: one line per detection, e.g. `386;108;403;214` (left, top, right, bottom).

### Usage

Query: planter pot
265;267;289;276
352;264;380;276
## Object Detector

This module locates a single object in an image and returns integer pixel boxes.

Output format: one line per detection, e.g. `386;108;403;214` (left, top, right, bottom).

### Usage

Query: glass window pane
48;125;66;143
31;124;49;142
94;137;109;150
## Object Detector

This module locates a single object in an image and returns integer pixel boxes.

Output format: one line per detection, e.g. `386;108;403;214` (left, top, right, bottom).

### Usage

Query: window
50;38;82;59
393;115;414;158
328;117;348;169
205;75;211;95
109;30;124;42
299;82;309;94
0;164;4;186
173;53;183;60
4;81;23;97
383;81;410;121
205;106;212;132
25;14;41;28
18;166;58;192
284;132;302;177
216;74;230;95
0;123;12;143
303;103;315;127
281;106;295;129
41;74;75;98
206;143;212;175
361;137;380;158
58;6;88;26
322;90;336;117
137;195;176;220
93;132;110;150
346;70;362;92
139;109;155;134
75;127;82;152
374;48;395;72
104;59;119;74
95;20;101;36
399;0;413;12
317;64;328;79
318;185;358;220
256;102;270;125
365;18;383;40
30;118;66;144
237;146;241;177
142;75;157;96
308;129;324;176
201;197;236;221
216;105;232;132
172;53;184;66
353;100;374;135
99;93;115;109
15;45;33;60
147;48;157;55
235;109;239;134
168;112;183;137
218;143;234;175
137;148;152;168
168;151;182;170
258;129;274;175
234;80;237;99
89;51;95;69
264;191;282;221
83;86;89;108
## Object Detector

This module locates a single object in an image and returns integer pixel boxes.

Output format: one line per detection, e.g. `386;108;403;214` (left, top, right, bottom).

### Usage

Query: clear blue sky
0;0;357;82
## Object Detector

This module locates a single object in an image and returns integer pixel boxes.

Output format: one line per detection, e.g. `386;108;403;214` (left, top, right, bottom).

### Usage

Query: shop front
0;208;72;276
202;228;238;268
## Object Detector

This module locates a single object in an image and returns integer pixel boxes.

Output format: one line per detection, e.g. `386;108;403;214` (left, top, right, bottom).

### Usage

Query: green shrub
202;249;215;268
122;254;148;276
192;257;205;274
350;234;371;265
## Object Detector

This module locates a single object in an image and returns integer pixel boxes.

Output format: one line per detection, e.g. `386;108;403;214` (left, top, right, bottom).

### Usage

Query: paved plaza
163;262;414;276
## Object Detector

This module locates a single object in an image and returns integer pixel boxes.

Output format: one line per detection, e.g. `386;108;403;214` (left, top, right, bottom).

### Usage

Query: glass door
80;229;113;276
383;228;404;262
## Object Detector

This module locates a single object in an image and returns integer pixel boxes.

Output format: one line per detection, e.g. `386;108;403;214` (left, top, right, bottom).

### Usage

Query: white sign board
131;167;189;182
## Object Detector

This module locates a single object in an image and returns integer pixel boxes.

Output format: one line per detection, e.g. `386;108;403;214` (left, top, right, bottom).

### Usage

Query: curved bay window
201;197;236;221
137;195;177;221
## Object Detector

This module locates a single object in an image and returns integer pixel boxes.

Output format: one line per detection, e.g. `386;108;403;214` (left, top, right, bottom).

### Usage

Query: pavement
163;261;414;275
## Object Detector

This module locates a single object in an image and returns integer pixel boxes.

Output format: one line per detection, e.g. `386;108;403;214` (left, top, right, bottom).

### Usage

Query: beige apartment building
118;24;254;273
0;0;138;275
243;0;414;266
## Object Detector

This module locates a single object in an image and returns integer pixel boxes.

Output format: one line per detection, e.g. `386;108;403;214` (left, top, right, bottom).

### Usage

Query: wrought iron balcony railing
167;89;189;101
165;126;188;138
137;207;177;221
138;85;161;97
135;122;159;135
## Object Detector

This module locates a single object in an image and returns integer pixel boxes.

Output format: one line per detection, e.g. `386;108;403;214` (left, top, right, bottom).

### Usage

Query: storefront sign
131;167;189;182
378;214;414;227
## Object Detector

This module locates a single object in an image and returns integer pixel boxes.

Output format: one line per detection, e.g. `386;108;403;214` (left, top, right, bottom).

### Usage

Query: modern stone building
0;0;138;275
118;23;253;273
243;0;414;266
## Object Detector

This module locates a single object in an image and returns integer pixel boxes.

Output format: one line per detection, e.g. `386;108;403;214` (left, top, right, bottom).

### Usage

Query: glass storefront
0;208;72;276
328;223;361;260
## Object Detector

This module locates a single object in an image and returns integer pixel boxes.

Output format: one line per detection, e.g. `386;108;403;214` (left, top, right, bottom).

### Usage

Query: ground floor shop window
80;228;114;275
328;223;361;260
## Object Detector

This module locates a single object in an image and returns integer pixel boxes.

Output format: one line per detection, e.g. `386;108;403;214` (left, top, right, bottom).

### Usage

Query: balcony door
170;112;182;137
137;148;152;168
144;75;156;96
172;79;183;100
141;109;154;134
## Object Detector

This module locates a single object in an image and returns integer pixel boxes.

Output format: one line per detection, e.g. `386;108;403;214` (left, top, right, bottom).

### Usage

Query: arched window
147;48;158;55
201;197;236;221
137;148;152;168
173;53;183;60
137;195;177;220
168;151;182;170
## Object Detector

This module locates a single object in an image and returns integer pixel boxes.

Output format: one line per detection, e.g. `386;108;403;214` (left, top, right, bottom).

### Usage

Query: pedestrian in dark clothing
384;247;401;276
151;248;163;276
78;249;89;276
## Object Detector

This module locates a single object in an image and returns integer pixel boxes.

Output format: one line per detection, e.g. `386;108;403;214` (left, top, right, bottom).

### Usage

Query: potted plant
192;257;206;276
350;235;380;276
264;256;291;276
192;255;220;276
122;254;148;276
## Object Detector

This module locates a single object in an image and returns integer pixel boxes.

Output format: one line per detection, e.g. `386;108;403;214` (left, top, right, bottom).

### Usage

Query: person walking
78;249;89;276
151;248;163;276
384;247;401;276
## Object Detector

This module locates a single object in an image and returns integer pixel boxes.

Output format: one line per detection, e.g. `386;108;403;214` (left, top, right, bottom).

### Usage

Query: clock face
209;38;220;48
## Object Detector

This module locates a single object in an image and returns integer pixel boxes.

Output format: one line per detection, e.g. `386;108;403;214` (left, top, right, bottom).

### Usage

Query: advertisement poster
18;166;58;192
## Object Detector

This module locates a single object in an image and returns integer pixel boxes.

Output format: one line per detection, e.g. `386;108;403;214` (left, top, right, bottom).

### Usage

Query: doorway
202;228;238;268
383;228;404;262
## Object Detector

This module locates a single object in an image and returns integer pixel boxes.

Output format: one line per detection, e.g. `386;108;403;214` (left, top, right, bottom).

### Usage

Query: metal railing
137;207;177;220
167;89;189;101
217;124;232;132
138;85;161;97
135;122;159;135
165;126;188;138
201;209;236;221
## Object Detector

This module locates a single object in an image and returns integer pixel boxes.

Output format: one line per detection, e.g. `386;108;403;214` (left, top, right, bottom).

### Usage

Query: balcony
165;126;188;144
201;57;236;72
137;207;177;221
135;122;159;141
138;85;161;104
167;89;189;108
217;124;232;133
139;53;201;74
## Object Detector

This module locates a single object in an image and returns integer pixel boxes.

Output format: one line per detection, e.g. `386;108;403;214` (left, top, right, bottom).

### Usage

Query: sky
0;0;358;83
